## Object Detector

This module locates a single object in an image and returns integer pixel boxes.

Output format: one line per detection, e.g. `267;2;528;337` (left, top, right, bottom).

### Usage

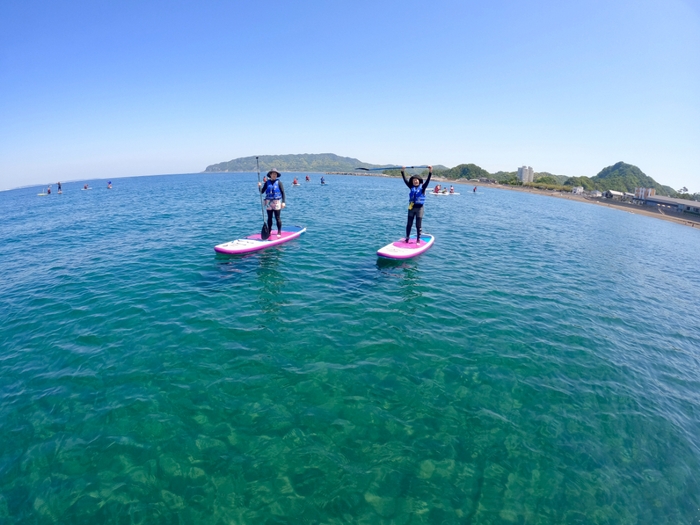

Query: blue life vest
266;180;282;200
409;186;425;205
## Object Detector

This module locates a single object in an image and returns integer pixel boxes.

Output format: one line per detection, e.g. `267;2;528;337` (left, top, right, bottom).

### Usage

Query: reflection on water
376;257;423;310
255;248;284;318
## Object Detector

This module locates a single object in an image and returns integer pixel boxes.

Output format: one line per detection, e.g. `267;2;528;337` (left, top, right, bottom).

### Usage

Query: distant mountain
534;172;568;185
433;163;491;180
204;153;393;173
204;155;679;196
564;162;675;196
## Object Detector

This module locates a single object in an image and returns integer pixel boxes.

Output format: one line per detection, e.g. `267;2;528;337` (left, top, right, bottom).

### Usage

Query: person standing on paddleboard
258;169;286;238
401;165;432;244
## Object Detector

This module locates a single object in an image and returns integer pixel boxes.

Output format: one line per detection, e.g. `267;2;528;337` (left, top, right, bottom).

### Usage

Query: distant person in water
305;175;310;182
433;184;440;194
449;185;455;194
258;169;286;238
83;184;89;189
320;176;326;184
57;182;62;193
293;177;299;185
107;181;112;189
47;185;51;195
473;186;477;193
401;166;432;244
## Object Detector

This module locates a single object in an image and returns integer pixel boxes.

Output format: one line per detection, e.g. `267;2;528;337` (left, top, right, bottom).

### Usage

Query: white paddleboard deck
430;192;460;196
215;225;306;254
377;234;435;259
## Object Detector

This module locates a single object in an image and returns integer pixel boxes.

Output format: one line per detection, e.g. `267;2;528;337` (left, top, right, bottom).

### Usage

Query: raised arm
422;166;433;192
401;167;411;188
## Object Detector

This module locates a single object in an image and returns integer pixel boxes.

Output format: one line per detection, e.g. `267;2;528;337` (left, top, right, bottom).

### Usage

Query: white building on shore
517;166;534;183
635;187;656;199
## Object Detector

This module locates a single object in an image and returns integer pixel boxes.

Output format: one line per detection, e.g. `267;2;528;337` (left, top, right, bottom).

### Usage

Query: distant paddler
305;175;310;182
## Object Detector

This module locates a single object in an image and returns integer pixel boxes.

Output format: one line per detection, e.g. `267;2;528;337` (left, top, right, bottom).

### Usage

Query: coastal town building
517;166;534;183
590;190;603;198
571;186;584;195
635;194;700;215
604;190;625;200
635;187;656;199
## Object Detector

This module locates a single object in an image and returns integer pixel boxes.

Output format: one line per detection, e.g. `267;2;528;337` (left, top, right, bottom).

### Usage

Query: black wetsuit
260;179;286;233
401;170;432;241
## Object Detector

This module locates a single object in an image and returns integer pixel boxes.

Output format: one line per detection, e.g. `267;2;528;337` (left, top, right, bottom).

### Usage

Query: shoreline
441;177;700;230
322;171;700;230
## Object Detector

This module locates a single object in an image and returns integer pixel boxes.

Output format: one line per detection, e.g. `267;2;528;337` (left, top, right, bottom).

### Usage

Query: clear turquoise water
1;173;699;524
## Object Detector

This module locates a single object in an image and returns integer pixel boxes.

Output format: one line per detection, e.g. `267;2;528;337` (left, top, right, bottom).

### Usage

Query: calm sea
1;173;699;524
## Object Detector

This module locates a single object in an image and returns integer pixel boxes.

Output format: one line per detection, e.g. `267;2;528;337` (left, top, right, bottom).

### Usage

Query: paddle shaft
256;157;266;222
256;157;271;239
356;165;429;171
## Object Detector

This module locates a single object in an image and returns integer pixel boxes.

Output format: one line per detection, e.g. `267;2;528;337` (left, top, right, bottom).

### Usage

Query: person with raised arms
258;169;286;238
401;166;432;244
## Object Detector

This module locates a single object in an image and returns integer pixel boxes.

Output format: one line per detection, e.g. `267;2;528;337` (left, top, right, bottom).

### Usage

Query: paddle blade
261;223;270;240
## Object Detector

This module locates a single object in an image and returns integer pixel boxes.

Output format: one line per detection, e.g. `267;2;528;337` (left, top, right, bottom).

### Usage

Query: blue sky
1;0;699;191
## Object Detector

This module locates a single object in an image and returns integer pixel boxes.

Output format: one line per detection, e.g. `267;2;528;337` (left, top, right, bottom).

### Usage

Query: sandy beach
442;178;700;230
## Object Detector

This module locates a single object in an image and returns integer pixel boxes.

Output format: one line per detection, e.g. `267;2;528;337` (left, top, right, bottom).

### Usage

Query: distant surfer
321;176;326;185
433;185;440;194
305;175;310;182
107;181;112;189
401;165;432;244
47;185;51;195
449;185;455;194
473;186;477;193
83;184;89;190
57;182;62;194
258;169;286;238
293;177;299;185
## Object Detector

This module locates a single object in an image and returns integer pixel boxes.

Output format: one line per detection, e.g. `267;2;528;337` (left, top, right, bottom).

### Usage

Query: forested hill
204;155;678;196
564;162;676;196
204;154;393;173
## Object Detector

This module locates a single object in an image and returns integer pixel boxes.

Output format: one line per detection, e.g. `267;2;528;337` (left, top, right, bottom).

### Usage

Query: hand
282;203;286;208
428;165;433;172
258;182;261;187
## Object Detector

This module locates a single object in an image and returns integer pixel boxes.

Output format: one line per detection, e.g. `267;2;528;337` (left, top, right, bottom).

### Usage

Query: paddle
355;165;429;171
256;156;270;240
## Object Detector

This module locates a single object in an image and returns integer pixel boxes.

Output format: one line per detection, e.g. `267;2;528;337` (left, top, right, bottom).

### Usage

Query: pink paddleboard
376;234;435;259
215;226;306;254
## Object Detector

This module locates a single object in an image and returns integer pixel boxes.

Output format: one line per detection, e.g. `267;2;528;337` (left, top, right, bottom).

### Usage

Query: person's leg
274;209;282;235
266;209;273;232
405;212;415;242
415;206;424;243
